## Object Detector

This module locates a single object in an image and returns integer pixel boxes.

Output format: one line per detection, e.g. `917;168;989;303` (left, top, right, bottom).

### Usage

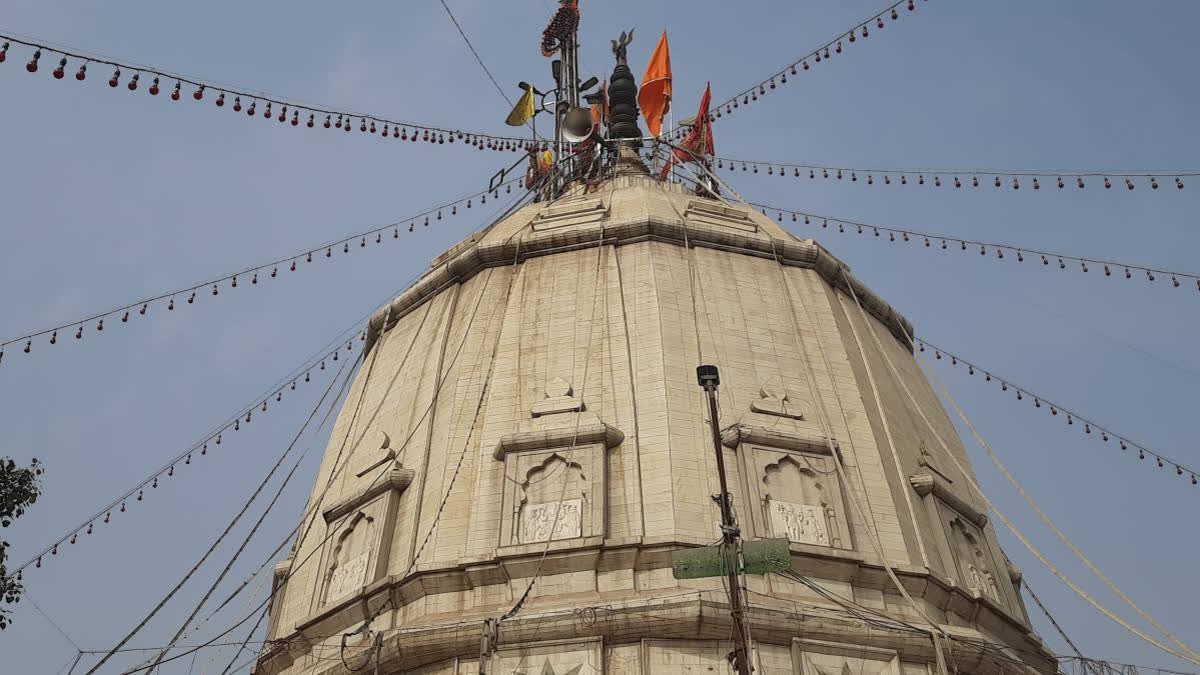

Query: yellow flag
506;87;536;126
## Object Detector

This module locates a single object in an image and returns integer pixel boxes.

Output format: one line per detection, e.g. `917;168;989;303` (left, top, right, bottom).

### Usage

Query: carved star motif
514;660;582;675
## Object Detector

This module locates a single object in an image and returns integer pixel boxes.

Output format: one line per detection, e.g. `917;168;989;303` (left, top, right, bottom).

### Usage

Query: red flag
661;83;714;180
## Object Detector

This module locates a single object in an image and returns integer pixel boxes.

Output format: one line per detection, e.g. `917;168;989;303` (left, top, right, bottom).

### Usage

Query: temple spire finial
607;29;642;143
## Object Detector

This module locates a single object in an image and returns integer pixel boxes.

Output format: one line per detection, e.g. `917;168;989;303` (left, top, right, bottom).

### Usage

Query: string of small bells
759;204;1200;293
0;178;521;368
722;158;1190;193
13;338;360;578
0;38;545;153
916;338;1200;490
661;0;927;140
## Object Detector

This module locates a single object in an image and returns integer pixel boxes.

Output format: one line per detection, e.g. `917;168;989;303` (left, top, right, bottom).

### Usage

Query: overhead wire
912;338;1200;485
149;177;545;675
675;154;956;674
0;30;539;148
715;155;1195;191
22;590;83;652
84;360;349;674
1023;579;1092;668
668;0;928;135
0;176;524;363
753;201;1200;294
498;188;609;625
437;0;513;108
345;179;546;668
835;273;1200;666
11;304;366;578
138;362;349;673
920;349;1200;663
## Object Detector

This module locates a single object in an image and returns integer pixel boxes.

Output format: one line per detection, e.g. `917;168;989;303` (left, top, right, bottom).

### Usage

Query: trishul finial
611;28;635;66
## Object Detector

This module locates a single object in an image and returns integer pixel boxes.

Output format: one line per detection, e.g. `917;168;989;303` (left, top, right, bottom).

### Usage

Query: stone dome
258;174;1053;675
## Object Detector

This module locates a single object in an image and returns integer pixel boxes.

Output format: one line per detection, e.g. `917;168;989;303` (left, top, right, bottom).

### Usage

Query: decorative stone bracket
322;466;415;524
493;423;625;460
908;472;987;528
720;423;835;455
750;382;805;420
531;377;585;418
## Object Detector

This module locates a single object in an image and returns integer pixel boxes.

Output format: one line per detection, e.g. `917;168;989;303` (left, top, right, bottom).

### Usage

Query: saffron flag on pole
661;83;714;180
638;31;672;137
506;86;536;127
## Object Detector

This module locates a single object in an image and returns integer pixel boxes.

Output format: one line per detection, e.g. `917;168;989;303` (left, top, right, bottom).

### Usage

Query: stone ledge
908;473;988;527
493;423;625;460
321;467;415;523
261;588;1054;675
363;206;915;355
720;423;835;454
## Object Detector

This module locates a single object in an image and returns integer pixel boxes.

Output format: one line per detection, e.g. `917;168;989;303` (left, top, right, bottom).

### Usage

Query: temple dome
260;174;1052;675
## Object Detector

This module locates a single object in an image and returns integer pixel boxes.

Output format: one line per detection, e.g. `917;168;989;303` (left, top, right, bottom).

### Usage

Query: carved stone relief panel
321;511;377;606
515;453;588;545
495;434;613;550
947;515;1002;603
742;446;850;549
309;466;412;615
768;500;830;546
521;494;584;544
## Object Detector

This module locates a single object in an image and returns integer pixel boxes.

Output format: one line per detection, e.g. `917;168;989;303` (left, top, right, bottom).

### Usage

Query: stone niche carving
494;424;623;551
909;470;1008;609
312;463;413;612
725;427;851;549
518;455;586;544
322;512;376;605
949;516;1001;603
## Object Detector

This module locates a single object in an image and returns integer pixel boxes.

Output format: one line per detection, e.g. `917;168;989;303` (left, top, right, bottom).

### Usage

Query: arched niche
517;453;589;544
722;425;853;550
762;455;835;547
321;511;376;607
948;516;1001;603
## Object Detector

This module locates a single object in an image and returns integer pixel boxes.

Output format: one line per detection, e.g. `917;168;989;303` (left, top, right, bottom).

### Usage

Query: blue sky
1;1;1197;672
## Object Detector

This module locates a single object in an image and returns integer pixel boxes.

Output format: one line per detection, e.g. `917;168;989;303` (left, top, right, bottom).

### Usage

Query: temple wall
262;178;1047;674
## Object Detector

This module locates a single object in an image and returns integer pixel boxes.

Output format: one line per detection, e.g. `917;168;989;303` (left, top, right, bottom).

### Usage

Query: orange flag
638;31;672;137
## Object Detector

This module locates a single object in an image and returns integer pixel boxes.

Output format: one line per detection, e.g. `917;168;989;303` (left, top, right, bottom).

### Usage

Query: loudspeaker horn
562;107;596;143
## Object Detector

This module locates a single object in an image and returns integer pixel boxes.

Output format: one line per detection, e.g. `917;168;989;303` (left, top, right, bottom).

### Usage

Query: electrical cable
84;362;347;674
498;202;608;624
753;201;1200;293
921;352;1200;663
716;155;1195;191
0;176;524;362
0;30;539;147
437;0;513;108
12;306;363;578
22;590;83;652
674;156;954;675
138;386;338;673
837;275;1200;666
218;605;270;675
668;0;927;135
202;182;543;674
12;172;536;579
912;338;1200;484
1024;580;1091;667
